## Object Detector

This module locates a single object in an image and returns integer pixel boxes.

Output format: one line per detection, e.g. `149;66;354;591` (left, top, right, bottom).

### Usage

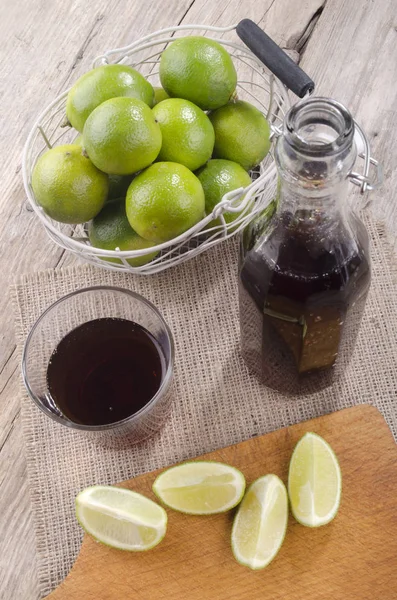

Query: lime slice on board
288;432;342;527
231;474;288;570
152;461;246;515
75;485;167;551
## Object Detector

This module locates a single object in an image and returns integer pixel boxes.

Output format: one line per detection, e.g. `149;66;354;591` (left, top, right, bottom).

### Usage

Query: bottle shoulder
240;209;370;306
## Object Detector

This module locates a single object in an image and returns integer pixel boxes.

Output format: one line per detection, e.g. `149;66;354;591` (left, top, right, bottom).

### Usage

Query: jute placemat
11;217;397;598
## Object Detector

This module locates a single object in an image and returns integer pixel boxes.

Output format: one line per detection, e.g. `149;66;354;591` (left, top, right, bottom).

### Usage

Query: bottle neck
275;97;356;220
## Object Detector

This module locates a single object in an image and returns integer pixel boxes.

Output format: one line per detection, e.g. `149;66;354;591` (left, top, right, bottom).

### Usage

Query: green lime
209;100;271;170
126;162;205;242
160;37;237;110
152;98;214;171
75;134;132;200
153;461;246;515
153;86;170;105
66;64;154;132
231;475;288;570
288;432;342;527
31;144;108;224
83;97;162;175
196;159;252;227
88;199;158;267
75;485;167;551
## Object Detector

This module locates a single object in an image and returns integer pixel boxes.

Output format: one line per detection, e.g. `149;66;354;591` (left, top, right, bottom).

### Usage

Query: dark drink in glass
47;318;165;426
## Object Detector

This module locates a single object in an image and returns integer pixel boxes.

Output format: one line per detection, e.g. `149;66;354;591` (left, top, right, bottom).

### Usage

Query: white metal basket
22;24;290;274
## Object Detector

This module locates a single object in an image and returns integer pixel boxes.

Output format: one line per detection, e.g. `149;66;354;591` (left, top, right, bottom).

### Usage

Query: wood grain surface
45;406;397;600
1;0;396;598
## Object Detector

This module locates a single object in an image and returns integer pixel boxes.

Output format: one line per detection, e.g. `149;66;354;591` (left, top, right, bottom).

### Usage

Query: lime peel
288;432;342;528
231;474;288;570
76;485;167;551
152;460;246;515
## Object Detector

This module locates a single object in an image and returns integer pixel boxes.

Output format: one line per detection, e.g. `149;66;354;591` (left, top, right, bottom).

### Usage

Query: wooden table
0;0;395;597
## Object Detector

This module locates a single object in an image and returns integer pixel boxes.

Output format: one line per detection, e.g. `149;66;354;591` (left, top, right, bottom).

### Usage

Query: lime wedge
231;474;288;570
288;432;342;527
75;485;167;551
152;461;246;515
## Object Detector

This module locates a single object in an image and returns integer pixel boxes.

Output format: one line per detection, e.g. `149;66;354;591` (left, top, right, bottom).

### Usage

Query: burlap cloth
11;217;397;598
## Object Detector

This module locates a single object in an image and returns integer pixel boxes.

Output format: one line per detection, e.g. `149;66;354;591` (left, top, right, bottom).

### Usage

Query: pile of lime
31;37;272;266
76;432;342;569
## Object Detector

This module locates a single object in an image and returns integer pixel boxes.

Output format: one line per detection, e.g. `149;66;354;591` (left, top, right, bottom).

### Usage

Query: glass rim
284;96;355;157
21;285;175;432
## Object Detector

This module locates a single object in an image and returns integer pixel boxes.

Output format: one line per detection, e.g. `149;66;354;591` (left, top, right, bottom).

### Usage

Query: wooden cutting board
46;405;397;600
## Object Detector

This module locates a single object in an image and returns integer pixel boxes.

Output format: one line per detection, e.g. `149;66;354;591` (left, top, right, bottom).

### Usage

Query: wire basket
22;23;290;274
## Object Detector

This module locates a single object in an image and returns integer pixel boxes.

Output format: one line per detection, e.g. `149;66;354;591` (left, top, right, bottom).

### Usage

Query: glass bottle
239;97;371;395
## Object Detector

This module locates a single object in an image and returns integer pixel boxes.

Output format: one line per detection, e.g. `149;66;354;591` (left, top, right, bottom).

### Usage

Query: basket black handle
236;19;315;98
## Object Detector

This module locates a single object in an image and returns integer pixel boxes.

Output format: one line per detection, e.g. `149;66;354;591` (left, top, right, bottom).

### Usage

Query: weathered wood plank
0;350;19;449
299;0;397;231
259;0;326;49
0;418;39;599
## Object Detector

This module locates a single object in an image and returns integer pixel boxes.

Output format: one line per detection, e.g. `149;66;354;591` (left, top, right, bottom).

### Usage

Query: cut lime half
288;432;342;527
75;485;167;551
152;461;246;515
231;474;288;570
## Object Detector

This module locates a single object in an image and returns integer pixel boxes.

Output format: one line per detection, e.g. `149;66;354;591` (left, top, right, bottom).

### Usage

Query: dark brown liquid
239;212;371;394
47;318;164;425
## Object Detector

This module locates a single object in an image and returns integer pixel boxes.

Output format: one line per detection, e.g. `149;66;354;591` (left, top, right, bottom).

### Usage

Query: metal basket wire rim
22;24;290;273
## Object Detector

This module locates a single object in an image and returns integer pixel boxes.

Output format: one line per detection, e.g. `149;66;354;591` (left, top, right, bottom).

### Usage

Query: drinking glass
22;286;174;445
